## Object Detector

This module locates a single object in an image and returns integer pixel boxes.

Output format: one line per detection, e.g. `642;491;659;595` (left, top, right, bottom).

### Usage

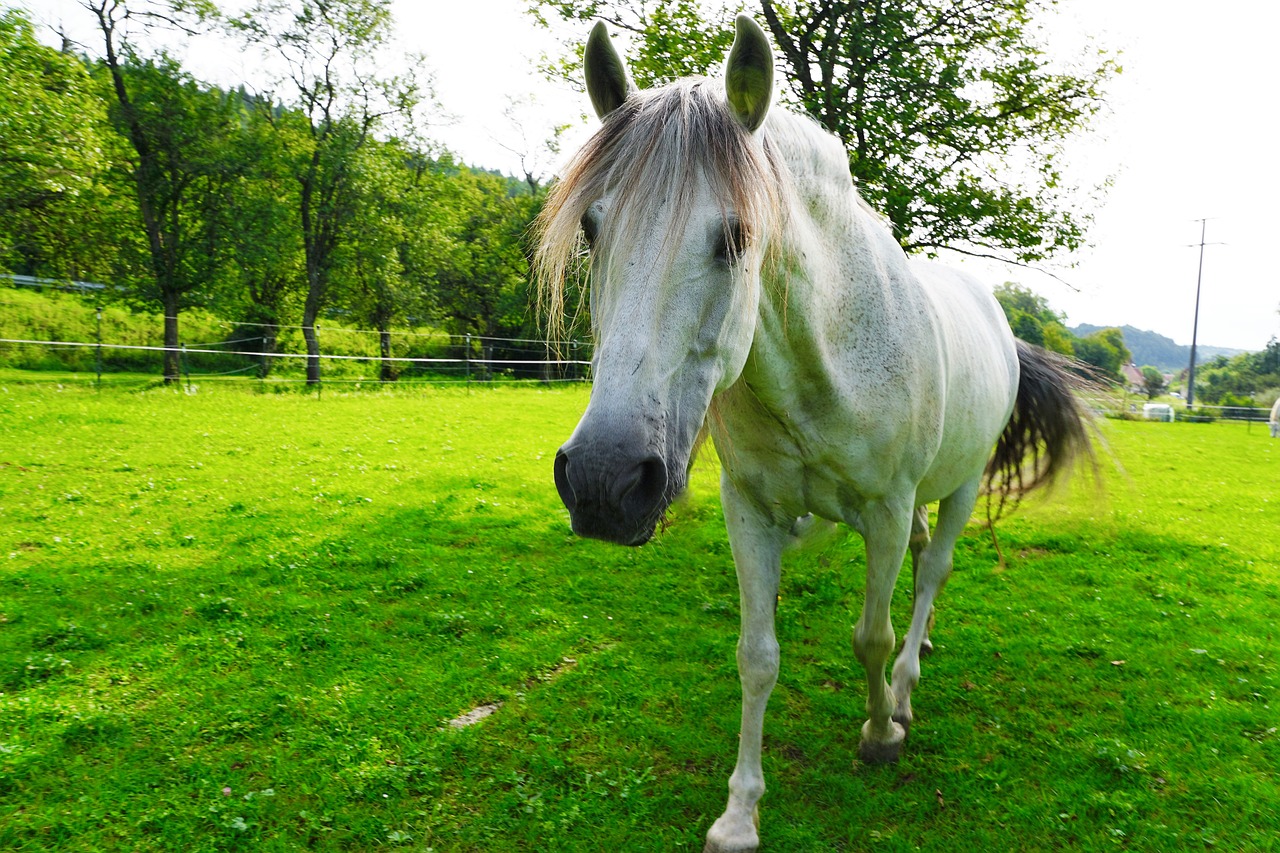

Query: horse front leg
853;498;913;764
704;472;789;853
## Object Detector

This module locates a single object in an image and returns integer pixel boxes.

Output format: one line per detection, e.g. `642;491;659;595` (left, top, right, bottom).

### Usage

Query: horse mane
533;78;789;346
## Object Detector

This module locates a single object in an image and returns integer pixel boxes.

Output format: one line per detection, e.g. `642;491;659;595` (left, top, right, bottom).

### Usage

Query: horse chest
714;387;901;523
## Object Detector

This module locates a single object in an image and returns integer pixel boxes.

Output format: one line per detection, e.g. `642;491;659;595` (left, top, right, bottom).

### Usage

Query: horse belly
913;426;1001;505
900;264;1017;505
914;363;1017;504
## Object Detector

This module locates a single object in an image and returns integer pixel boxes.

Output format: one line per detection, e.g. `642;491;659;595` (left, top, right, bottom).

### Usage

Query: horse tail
984;339;1096;519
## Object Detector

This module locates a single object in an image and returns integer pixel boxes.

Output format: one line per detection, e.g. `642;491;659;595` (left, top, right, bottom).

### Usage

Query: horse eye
580;212;599;247
716;219;746;264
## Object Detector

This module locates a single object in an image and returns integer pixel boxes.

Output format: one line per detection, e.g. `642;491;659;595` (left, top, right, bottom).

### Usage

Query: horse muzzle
553;444;671;546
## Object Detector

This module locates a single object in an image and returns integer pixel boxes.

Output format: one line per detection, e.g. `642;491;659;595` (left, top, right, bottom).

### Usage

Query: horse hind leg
908;505;934;656
891;477;981;733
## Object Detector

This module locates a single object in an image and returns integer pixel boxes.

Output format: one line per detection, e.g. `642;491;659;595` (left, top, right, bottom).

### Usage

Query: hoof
704;807;760;853
704;839;759;853
920;637;935;658
858;719;907;764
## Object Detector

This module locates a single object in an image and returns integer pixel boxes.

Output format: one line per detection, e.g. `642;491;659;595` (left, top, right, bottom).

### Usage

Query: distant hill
1071;324;1248;372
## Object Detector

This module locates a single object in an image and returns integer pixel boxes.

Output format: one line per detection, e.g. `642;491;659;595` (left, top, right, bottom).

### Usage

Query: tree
1041;322;1074;358
1139;366;1166;400
534;0;1117;265
87;0;239;382
992;281;1073;356
231;0;420;385
496;94;574;196
330;139;423;381
1188;338;1280;407
1073;326;1129;382
0;11;107;220
0;10;119;280
992;282;1139;379
1249;335;1280;377
214;91;304;376
432;168;541;343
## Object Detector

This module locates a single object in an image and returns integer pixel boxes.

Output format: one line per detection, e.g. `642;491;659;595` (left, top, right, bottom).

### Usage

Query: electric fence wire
0;338;591;368
220;319;559;346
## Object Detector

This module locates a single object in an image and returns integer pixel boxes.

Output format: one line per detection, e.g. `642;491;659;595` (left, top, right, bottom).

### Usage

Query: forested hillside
996;284;1278;406
1071;324;1245;372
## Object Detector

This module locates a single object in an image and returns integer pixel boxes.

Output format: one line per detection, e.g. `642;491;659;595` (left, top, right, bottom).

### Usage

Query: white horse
536;17;1091;853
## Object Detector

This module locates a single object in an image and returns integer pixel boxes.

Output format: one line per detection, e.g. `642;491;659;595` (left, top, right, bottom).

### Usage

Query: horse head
536;17;781;545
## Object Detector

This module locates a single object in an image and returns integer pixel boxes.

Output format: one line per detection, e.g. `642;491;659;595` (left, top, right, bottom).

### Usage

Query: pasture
0;381;1277;851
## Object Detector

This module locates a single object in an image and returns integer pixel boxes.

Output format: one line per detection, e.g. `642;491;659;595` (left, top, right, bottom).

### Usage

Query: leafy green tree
1073;326;1129;382
232;0;420;385
1248;335;1280;377
992;281;1073;355
213;91;304;375
0;11;107;220
330;139;425;381
0;10;124;281
1009;311;1044;347
1191;339;1280;406
1139;366;1166;400
534;0;1118;264
432;168;542;344
87;0;239;382
1041;322;1074;358
395;155;465;323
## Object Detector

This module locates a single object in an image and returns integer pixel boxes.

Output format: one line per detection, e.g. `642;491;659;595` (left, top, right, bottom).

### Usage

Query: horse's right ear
584;21;635;120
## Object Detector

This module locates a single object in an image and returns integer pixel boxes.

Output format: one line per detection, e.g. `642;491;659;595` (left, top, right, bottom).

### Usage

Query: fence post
180;343;191;392
465;334;471;388
95;305;103;390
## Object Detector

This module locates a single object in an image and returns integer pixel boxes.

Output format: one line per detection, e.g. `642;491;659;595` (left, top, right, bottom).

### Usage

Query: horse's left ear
724;15;773;132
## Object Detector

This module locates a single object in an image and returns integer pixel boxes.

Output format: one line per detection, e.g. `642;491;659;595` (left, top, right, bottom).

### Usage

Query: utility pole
1186;219;1207;408
1185;219;1222;409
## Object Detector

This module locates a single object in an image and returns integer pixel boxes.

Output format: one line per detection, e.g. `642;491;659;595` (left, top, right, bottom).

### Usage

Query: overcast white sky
25;0;1280;352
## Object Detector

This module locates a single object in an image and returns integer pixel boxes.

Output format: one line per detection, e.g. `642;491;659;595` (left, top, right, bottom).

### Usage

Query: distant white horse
536;17;1091;853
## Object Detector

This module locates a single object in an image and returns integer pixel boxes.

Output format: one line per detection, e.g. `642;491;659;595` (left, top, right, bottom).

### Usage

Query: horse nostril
619;455;668;519
553;448;577;512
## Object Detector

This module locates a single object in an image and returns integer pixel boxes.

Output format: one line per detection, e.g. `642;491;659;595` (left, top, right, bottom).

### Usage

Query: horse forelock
534;78;789;344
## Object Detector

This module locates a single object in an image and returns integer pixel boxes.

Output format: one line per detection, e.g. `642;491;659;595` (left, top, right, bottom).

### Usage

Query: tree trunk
379;328;396;382
302;279;322;385
302;323;320;384
163;294;180;384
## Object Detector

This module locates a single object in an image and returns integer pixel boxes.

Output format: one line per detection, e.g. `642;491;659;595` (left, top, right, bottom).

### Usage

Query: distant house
1121;362;1145;393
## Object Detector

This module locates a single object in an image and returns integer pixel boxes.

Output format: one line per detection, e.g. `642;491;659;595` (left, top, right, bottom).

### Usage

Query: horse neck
758;119;918;348
723;113;933;427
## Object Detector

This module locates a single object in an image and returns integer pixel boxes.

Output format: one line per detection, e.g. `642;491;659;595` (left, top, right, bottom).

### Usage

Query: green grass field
1;381;1277;851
